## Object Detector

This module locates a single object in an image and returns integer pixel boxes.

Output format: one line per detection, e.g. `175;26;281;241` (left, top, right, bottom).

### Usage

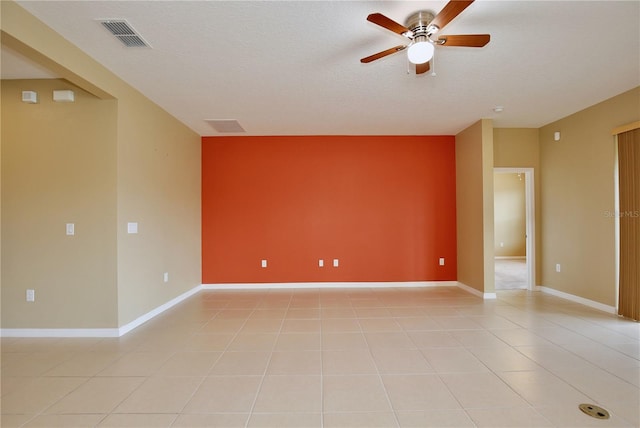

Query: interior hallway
1;287;639;427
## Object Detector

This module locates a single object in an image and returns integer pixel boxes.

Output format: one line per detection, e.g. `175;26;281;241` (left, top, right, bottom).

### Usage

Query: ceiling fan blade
430;0;475;32
416;62;431;75
367;13;413;37
437;34;490;47
360;45;407;63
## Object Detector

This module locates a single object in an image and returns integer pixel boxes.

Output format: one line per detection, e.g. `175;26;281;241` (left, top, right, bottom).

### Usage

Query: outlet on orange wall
202;135;457;284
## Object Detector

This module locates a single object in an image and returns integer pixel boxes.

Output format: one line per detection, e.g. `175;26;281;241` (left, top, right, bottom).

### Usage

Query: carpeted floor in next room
495;258;528;290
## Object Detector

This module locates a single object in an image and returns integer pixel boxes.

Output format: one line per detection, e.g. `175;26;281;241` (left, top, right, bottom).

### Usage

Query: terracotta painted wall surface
202;136;457;284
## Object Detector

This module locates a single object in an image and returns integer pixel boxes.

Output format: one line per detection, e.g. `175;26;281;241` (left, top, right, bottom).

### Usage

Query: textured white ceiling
4;1;640;136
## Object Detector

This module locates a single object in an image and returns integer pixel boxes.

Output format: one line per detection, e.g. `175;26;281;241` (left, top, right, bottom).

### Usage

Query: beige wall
1;1;201;329
540;87;640;306
116;93;201;326
494;128;540;168
493;128;541;280
1;79;118;327
494;173;526;257
456;119;495;294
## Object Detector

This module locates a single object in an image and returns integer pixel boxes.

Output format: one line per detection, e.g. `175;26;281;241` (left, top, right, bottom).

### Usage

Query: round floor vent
579;403;610;419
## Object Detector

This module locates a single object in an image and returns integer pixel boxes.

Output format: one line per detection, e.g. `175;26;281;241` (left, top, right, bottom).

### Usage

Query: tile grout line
159;296;236;427
357;303;402;428
168;298;241;426
463;294;611;426
244;293;294;427
497;292;640;392
319;296;325;428
2;288;638;427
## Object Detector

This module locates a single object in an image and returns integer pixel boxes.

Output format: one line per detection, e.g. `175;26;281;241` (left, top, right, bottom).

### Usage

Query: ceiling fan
361;0;490;74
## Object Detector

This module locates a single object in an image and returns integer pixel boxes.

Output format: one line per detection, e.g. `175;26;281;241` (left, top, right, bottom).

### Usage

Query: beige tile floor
1;287;639;427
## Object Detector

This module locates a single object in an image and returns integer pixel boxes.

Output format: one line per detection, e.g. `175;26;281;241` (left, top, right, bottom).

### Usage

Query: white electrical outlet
555;264;561;272
318;259;324;267
26;289;35;302
439;258;445;266
261;259;267;268
66;223;75;235
163;272;169;283
333;259;339;267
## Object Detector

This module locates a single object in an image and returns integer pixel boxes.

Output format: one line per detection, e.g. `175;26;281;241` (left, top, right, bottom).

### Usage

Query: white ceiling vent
205;120;246;133
99;19;150;48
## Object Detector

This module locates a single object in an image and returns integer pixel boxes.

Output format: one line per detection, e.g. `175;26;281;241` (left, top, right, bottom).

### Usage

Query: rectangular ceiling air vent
99;19;150;48
205;119;246;133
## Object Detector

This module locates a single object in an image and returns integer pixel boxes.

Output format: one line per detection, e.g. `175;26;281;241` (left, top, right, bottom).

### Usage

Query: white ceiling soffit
12;1;640;136
1;43;59;79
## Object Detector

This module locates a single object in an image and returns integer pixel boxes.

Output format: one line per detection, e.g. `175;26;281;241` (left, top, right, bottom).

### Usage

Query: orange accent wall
202;135;457;284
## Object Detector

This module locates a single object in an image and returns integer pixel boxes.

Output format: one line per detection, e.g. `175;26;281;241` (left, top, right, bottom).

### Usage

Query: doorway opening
494;168;535;290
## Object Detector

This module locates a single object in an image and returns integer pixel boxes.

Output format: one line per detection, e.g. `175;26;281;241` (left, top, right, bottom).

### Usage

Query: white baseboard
202;281;458;290
1;285;202;338
118;285;202;336
537;286;616;314
0;328;120;338
456;281;497;299
2;281;503;338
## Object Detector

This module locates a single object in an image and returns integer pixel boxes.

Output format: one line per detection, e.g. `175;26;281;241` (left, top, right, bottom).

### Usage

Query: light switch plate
333;259;339;267
261;259;267;268
127;222;138;234
439;258;445;266
66;223;75;235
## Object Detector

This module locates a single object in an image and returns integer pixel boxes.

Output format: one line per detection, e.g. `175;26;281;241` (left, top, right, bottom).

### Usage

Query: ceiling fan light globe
407;41;434;64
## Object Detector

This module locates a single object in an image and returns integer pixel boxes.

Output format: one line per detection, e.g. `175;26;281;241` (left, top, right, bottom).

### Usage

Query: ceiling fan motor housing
405;11;437;37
